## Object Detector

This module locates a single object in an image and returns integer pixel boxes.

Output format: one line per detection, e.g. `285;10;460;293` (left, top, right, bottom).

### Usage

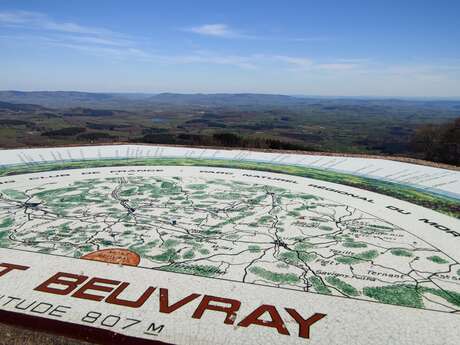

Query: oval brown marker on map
81;248;140;267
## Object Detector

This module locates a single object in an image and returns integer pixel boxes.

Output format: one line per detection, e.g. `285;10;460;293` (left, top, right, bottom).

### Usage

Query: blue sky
0;0;459;97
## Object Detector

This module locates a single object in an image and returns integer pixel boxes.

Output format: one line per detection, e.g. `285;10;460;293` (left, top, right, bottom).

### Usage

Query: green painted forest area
1;157;458;218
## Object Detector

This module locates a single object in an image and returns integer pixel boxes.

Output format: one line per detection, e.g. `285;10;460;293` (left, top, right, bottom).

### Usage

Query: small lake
151;117;168;123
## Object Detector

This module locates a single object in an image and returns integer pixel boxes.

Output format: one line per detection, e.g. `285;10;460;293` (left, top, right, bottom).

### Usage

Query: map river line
1;163;459;315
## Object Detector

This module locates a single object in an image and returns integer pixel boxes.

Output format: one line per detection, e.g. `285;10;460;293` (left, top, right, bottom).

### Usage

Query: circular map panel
0;151;459;345
1;167;459;313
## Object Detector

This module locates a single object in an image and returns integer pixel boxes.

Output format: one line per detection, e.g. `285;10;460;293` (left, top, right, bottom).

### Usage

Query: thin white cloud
0;10;42;25
63;35;134;47
0;10;114;37
0;10;141;57
274;56;361;72
275;56;313;68
169;52;259;69
40;36;258;68
316;63;358;71
51;42;149;60
186;24;237;38
185;23;325;42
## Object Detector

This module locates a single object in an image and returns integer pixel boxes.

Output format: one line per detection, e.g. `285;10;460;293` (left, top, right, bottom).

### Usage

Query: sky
0;0;459;97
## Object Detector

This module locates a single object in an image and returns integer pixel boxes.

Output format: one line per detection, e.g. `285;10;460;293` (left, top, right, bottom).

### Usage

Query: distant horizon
1;89;460;101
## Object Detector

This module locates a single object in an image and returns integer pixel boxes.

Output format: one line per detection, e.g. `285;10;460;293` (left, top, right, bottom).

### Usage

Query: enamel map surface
1;171;459;312
0;145;459;345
